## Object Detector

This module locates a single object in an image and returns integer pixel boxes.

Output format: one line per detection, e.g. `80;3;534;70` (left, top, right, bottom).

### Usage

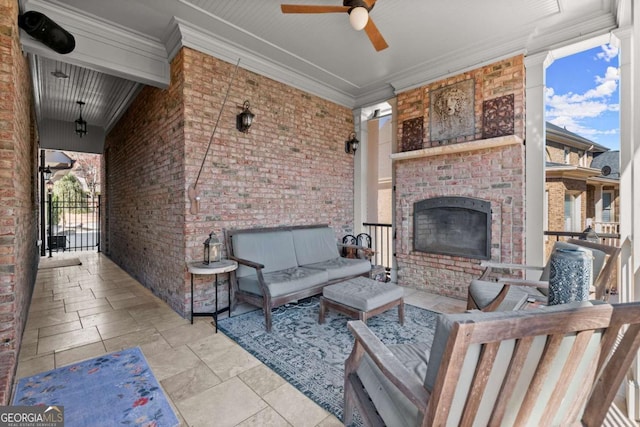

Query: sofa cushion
357;341;430;427
324;277;403;311
237;267;328;297
302;256;370;280
468;280;530;311
292;227;341;266
233;231;298;278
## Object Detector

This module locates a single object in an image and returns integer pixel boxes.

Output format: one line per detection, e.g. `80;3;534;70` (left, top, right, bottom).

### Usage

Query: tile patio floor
15;252;467;426
13;252;633;426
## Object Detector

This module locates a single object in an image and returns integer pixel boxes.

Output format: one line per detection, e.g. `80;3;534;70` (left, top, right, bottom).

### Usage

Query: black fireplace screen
413;196;491;260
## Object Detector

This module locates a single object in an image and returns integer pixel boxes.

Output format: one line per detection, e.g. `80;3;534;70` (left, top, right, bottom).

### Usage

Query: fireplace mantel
390;134;523;162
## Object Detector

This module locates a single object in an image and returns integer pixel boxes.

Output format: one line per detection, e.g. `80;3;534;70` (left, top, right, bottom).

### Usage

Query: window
578;150;586;166
564;148;571;164
602;191;613;222
564;192;582;232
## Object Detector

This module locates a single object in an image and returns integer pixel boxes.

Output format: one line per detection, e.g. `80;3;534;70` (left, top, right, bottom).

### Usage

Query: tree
50;174;88;231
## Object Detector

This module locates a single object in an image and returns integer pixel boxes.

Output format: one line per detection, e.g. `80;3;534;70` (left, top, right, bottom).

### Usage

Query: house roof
591;150;621;179
546;122;610;153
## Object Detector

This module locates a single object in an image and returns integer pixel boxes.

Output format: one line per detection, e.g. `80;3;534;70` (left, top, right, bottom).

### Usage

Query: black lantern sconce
203;232;222;265
345;132;359;154
236;100;255;133
39;165;52;181
75;101;87;138
46;179;54;194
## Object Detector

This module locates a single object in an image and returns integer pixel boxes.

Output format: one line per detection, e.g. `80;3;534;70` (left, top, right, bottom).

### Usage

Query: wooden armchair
467;239;621;312
344;301;640;426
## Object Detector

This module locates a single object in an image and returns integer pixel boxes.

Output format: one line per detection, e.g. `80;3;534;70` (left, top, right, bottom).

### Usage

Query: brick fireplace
393;56;526;299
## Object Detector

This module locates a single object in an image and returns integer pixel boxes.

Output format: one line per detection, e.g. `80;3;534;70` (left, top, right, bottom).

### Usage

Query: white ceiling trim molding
21;0;170;88
390;12;617;97
39;119;105;154
166;18;355;108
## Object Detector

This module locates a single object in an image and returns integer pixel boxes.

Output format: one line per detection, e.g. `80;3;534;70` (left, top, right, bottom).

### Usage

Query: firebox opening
413;196;491;260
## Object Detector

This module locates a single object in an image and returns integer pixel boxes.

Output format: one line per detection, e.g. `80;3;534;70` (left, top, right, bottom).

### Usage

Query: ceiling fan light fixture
348;6;368;31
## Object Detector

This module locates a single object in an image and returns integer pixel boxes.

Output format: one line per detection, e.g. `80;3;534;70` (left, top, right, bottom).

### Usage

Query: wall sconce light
236;100;254;133
46;179;54;194
345;132;359;154
75;101;87;137
203;232;222;265
39;165;52;180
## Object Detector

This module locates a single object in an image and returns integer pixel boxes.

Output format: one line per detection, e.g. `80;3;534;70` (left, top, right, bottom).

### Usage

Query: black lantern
39;165;52;180
46;179;54;194
203;232;222;265
236;100;254;133
345;132;359;154
75;101;87;137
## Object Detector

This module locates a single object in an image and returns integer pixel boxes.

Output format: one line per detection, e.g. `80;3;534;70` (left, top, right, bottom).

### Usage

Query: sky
545;44;620;150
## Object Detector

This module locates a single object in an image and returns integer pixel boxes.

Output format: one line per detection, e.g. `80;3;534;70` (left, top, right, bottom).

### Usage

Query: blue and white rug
13;347;179;427
218;297;439;423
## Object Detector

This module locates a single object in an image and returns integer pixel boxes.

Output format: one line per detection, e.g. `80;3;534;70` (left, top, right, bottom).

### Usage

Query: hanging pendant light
75;101;87;138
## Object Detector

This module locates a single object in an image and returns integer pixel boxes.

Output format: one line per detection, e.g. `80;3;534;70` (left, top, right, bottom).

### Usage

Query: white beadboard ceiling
18;0;623;154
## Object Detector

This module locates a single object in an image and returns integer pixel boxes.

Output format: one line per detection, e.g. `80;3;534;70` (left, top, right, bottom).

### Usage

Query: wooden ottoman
319;276;404;325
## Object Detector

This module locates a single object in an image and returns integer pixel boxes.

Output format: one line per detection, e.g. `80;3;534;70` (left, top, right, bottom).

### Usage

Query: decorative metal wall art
401;117;424;152
482;94;515;139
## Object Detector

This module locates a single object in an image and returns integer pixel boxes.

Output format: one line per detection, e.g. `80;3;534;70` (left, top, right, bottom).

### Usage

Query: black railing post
97;194;101;253
47;191;53;258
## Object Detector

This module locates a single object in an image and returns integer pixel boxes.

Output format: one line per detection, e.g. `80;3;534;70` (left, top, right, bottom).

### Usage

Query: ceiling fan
281;0;388;51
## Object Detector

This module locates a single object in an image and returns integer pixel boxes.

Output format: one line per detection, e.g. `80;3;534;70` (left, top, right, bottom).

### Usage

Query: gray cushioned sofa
225;224;371;331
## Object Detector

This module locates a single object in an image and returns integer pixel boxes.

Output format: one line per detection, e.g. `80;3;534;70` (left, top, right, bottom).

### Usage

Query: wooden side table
187;259;238;333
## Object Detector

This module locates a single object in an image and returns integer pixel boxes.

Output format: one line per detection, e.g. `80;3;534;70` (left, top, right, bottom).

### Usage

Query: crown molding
167;18;356;108
21;0;170;88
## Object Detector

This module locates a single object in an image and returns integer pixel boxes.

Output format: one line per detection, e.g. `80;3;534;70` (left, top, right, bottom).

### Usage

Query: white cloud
596;44;619;62
546;64;619;143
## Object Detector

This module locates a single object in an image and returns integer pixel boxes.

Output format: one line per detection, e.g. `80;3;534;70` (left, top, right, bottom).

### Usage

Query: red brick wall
0;0;39;404
105;47;354;315
104;50;187;314
395;56;526;298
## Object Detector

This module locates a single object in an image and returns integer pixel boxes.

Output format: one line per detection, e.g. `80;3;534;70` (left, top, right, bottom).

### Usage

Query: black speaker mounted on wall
18;11;75;55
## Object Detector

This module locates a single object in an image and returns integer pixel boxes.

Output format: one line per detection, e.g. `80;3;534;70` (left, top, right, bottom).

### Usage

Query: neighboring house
545;122;620;246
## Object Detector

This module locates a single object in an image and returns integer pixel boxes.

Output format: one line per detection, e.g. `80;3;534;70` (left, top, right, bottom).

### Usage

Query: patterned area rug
12;347;179;427
218;297;439;424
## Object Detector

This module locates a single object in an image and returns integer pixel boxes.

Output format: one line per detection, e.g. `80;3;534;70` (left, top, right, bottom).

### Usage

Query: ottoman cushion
323;277;404;312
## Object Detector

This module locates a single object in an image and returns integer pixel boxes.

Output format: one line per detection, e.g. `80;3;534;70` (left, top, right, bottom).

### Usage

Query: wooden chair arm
228;255;265;270
480;261;545;271
497;278;549;288
347;320;430;411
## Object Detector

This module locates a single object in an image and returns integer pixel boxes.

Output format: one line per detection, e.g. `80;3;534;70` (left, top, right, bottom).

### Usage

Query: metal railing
44;193;101;256
363;222;393;275
544;230;621;247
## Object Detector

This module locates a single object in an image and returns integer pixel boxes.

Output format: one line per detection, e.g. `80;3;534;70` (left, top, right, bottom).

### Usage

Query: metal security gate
41;193;101;256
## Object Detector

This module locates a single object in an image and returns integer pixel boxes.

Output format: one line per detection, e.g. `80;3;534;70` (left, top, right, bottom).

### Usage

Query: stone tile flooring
15;252;466;426
14;252;633;426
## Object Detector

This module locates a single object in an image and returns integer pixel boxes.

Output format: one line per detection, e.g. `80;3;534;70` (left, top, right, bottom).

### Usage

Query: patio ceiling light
75;101;87;138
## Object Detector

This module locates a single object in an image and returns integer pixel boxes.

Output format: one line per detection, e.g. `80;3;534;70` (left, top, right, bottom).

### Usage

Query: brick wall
394;56;526;298
0;0;39;404
105;47;354;316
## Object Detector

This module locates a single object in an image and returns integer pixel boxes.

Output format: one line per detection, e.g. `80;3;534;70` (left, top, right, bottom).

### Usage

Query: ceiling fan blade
364;18;388;51
281;5;350;13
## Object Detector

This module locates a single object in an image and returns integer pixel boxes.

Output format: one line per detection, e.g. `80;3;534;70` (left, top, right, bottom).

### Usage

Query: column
524;52;553;277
